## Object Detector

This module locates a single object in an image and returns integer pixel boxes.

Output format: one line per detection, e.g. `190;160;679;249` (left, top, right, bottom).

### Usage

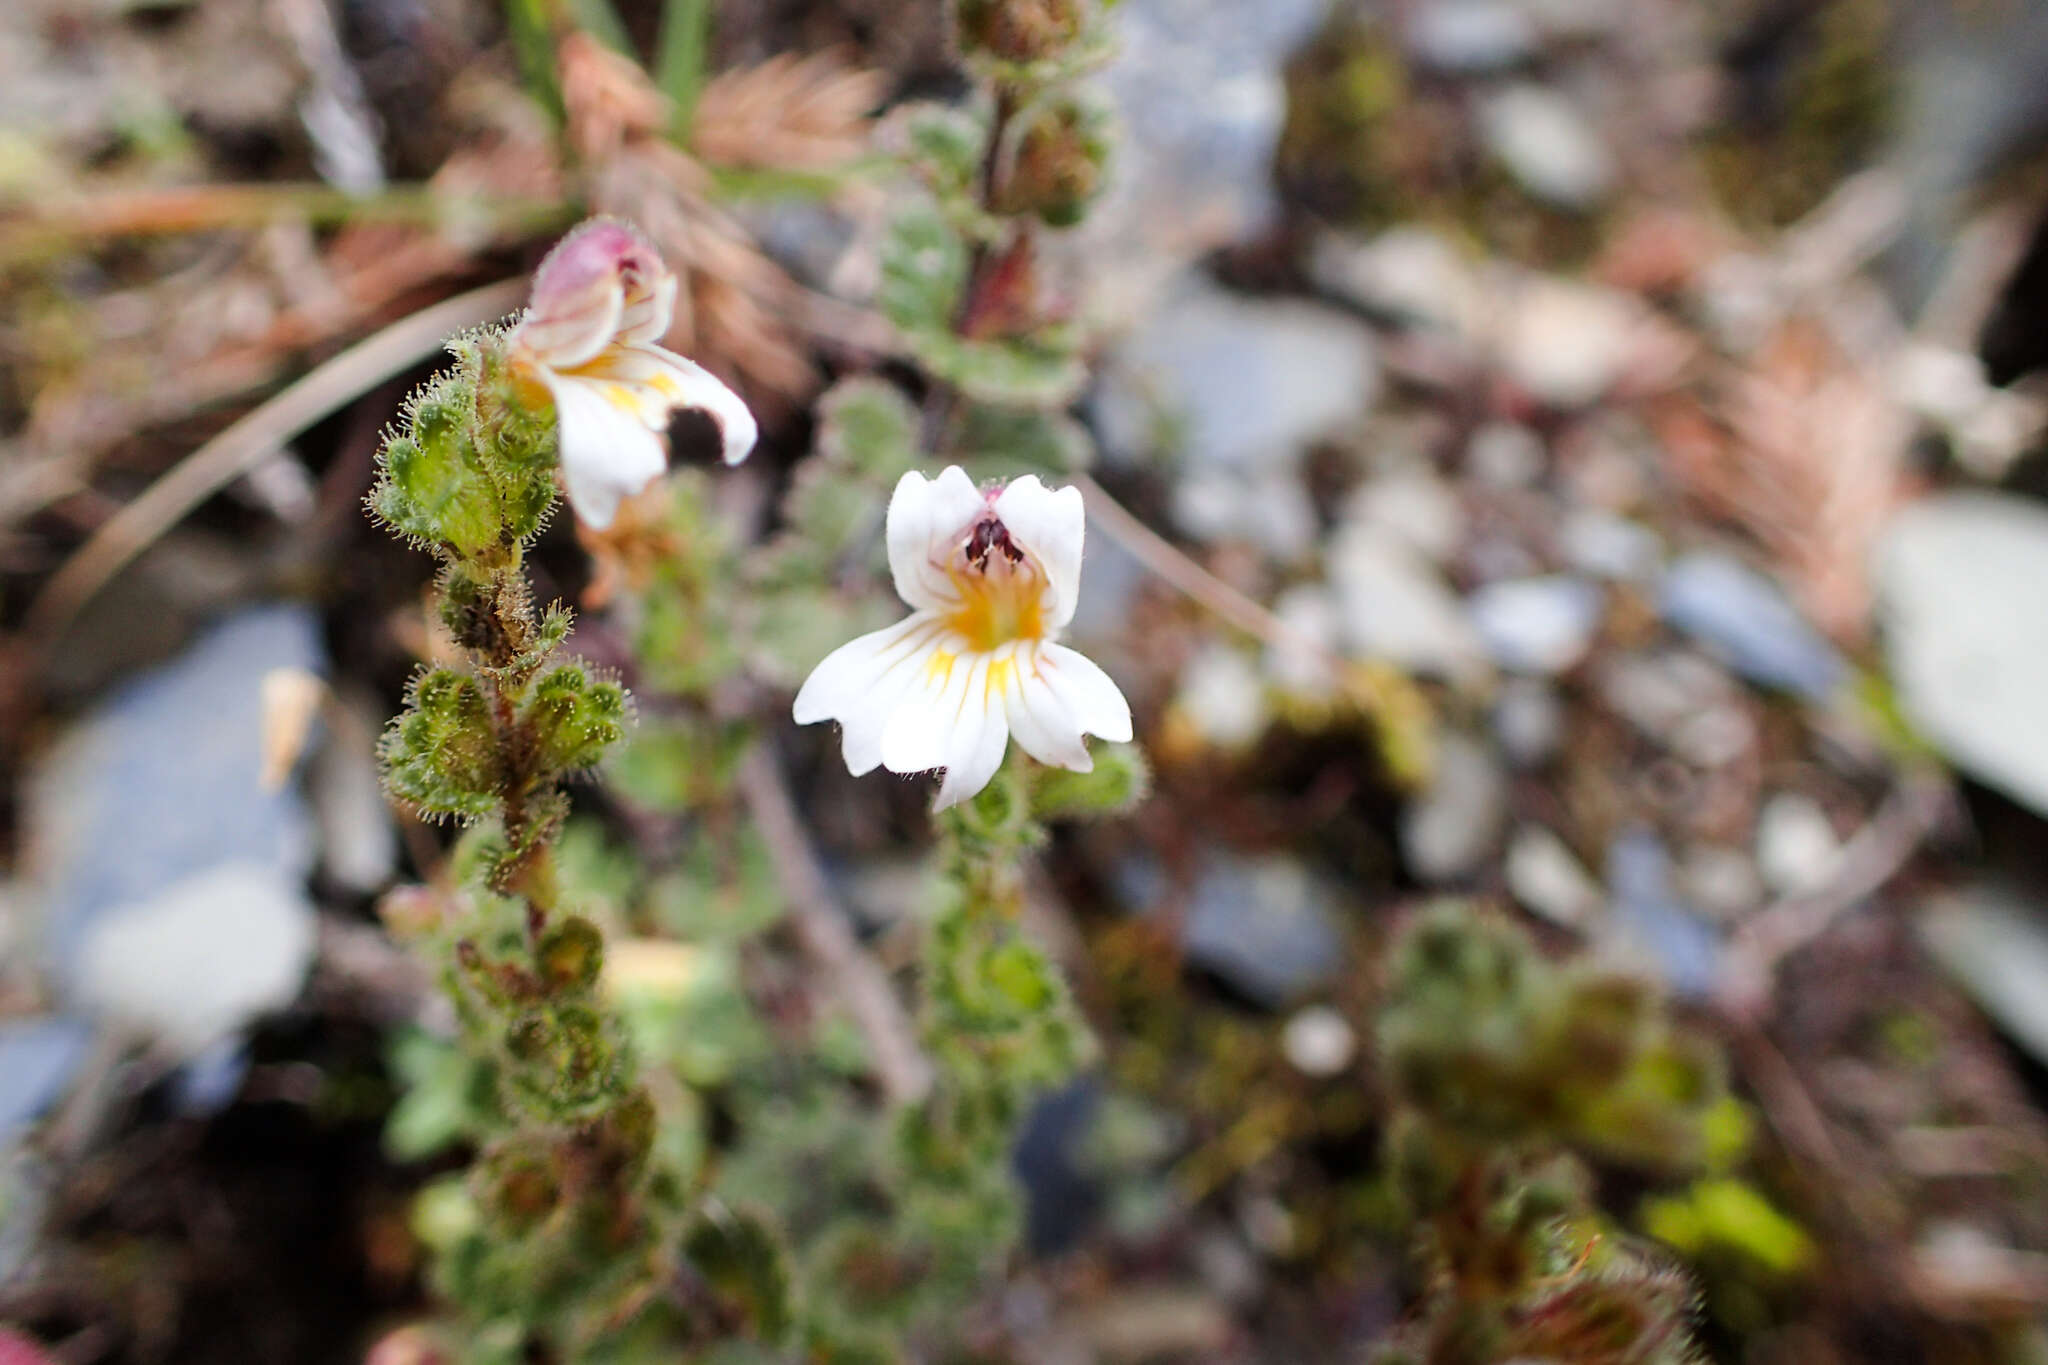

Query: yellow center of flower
943;552;1047;653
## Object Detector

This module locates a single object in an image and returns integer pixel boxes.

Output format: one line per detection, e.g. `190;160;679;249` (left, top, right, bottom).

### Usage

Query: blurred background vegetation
10;0;2048;1361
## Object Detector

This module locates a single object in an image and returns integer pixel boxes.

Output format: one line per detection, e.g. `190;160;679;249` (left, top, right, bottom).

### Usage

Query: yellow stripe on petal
982;656;1016;709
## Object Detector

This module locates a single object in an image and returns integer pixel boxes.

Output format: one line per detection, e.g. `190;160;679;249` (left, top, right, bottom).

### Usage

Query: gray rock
1175;643;1270;749
1465;421;1547;489
1096;276;1378;475
1493;677;1565;768
1755;793;1843;897
732;199;857;291
1172;467;1321;561
1070;520;1148;646
1407;0;1538;71
1919;883;2048;1068
171;1036;251;1114
1191;1226;1264;1308
1183;854;1345;1008
1514;0;1623;37
1080;0;1330;314
1343;467;1467;563
1467;575;1603;674
70;861;314;1055
26;605;322;1054
1879;492;2048;817
1598;649;1736;740
1506;824;1602;928
1678;845;1763;922
0;1017;91;1140
1465;533;1542;583
1479;83;1616;208
309;696;398;895
1280;1005;1356;1076
1605;827;1720;999
1329;527;1490;684
1670;703;1756;769
1401;731;1508;883
1560;508;1663;580
1266;584;1344;698
1309;227;1485;344
1494;274;1639;408
842;857;932;931
1659;552;1845;699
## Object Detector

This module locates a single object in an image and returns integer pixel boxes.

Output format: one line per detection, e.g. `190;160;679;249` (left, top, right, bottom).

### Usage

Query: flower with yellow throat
794;466;1132;809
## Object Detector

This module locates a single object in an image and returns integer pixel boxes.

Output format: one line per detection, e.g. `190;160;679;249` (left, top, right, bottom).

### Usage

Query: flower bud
995;93;1111;227
377;884;448;940
954;0;1086;64
515;219;673;372
537;915;605;995
1029;741;1149;820
478;1145;561;1234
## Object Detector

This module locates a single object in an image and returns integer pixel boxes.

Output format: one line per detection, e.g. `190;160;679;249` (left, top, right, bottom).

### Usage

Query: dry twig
22;278;528;645
737;744;934;1107
1076;475;1335;666
1715;774;1955;1020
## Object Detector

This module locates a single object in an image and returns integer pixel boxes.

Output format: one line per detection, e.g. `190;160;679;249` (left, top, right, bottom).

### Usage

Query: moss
1702;0;1896;227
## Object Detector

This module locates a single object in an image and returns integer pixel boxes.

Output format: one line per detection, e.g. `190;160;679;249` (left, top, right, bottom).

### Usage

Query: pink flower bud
514;219;675;370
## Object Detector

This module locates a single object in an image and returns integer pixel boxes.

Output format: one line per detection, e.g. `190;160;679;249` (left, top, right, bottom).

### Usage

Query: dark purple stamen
965;516;1025;569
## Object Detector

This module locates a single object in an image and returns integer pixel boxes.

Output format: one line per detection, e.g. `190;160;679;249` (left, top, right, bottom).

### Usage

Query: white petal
993;477;1086;630
1007;651;1093;771
615;269;677;346
934;660;1012;810
886;466;985;612
792;613;945;776
1039;643;1133;743
513;290;621;370
518;220;651;368
549;374;669;529
879;642;978;775
567;344;758;467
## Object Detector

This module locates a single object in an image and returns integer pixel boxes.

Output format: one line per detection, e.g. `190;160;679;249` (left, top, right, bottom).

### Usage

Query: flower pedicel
794;465;1132;809
510;219;758;529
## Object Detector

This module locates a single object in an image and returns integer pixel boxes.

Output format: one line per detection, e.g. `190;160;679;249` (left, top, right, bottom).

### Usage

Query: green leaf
645;822;786;941
1028;742;1149;820
682;1204;796;1342
786;462;887;561
1640;1178;1815;1277
896;102;986;201
380;667;503;820
915;329;1088;406
604;715;748;813
654;0;713;129
384;1028;496;1161
521;662;630;772
877;201;967;336
949;402;1095;476
816;377;921;480
563;0;633;54
747;584;895;688
502;0;564;120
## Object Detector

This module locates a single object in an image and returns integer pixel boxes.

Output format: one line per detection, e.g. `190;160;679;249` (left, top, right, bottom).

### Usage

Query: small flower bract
511;218;758;529
794;465;1133;809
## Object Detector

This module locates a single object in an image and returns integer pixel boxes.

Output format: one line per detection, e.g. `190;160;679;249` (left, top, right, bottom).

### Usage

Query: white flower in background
794;466;1133;810
509;218;758;529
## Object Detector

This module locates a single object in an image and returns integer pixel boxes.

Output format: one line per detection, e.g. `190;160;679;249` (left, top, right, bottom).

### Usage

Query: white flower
509;218;758;529
794;466;1133;810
